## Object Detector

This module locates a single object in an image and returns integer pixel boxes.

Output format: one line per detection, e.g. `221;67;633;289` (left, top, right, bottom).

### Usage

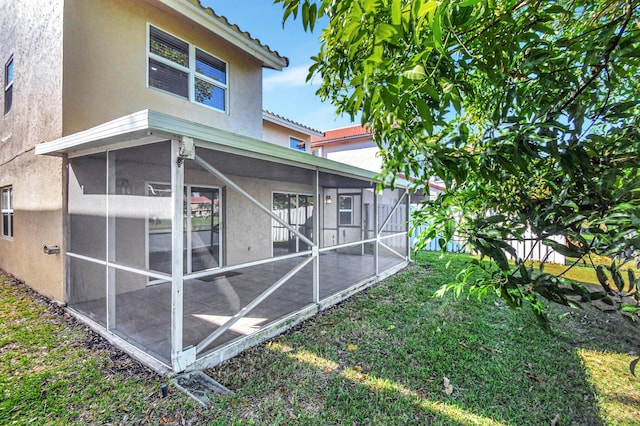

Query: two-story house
1;0;411;374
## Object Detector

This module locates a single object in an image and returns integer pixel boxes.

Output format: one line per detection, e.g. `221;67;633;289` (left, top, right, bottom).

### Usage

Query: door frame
145;182;222;285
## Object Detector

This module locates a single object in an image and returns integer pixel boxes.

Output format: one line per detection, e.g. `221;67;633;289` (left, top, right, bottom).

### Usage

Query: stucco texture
62;0;264;139
0;0;66;301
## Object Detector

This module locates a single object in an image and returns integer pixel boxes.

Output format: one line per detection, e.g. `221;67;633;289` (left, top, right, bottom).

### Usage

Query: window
4;56;13;114
339;195;353;226
1;186;13;238
148;25;228;112
289;137;306;152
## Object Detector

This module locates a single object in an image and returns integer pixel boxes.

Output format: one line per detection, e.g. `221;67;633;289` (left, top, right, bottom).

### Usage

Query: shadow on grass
206;252;626;424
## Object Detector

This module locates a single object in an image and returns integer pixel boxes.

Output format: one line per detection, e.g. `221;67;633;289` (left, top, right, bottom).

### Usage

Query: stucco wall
262;120;310;151
325;145;382;173
0;0;66;301
62;0;264;139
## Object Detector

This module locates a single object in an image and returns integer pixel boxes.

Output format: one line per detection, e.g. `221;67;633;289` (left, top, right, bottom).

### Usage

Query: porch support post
313;169;320;303
106;151;116;329
170;140;187;371
406;190;411;261
193;154;314;248
195;256;314;353
374;189;379;276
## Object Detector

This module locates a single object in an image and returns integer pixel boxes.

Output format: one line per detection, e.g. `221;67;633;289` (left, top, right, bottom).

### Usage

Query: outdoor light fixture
325;195;332;204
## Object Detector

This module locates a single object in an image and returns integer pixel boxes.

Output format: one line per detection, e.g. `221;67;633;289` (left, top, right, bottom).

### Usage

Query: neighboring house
311;125;564;263
1;0;411;373
312;124;445;198
311;125;381;172
262;110;324;153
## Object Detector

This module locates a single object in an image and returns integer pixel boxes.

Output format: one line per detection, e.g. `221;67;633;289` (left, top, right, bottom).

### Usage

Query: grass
1;252;639;425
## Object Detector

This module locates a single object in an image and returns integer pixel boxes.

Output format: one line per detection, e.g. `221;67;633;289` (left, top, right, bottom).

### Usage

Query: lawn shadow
206;260;613;424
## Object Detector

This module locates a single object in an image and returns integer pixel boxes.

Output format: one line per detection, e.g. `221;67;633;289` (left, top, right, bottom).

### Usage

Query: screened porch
36;110;410;373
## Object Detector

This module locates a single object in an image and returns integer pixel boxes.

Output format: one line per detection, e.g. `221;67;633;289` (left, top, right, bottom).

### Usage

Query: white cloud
263;64;320;91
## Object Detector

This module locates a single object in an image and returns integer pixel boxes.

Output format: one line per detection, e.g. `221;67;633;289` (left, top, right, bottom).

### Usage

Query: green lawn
1;252;639;425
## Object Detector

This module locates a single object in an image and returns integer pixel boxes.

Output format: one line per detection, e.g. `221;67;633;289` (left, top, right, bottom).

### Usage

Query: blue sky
202;0;357;131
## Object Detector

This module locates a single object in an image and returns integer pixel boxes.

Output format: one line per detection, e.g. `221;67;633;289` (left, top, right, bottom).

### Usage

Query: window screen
148;25;228;112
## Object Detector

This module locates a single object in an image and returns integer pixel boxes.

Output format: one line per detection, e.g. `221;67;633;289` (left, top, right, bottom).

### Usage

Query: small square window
339;195;353;226
1;186;13;238
289;137;306;152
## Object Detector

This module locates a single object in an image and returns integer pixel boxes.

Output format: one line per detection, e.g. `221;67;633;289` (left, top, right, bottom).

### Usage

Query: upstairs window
1;186;13;238
289;137;306;152
4;56;13;114
148;25;228;112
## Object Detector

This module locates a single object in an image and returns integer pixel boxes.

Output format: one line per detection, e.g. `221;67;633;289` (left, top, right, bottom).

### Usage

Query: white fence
272;207;312;242
411;224;566;264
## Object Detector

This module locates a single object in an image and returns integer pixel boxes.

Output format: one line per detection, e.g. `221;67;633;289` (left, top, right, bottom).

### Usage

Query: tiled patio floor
72;251;405;365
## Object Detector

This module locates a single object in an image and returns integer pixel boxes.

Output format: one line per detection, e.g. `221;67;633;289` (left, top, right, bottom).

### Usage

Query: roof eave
158;0;289;70
35;110;409;187
262;111;324;138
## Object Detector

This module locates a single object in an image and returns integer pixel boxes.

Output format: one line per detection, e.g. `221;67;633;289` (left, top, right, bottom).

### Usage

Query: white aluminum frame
42;111;413;374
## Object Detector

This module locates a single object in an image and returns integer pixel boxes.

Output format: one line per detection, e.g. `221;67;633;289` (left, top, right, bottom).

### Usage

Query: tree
276;0;640;347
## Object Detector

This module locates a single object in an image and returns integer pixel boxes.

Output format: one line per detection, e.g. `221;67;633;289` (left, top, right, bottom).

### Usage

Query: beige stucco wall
0;0;66;301
62;0;264;139
262;120;310;151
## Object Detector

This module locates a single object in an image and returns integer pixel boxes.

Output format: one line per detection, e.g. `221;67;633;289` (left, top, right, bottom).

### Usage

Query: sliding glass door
147;184;221;280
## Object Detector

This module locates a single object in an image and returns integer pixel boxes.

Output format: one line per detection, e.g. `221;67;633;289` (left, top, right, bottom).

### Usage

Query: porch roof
35;110;409;188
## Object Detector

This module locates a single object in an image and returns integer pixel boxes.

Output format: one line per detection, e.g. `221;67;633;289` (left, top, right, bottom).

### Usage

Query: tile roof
185;0;289;68
263;110;324;137
311;124;371;145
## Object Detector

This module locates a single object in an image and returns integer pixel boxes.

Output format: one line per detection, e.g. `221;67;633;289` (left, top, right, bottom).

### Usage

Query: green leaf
391;0;402;25
611;268;625;292
418;1;439;21
432;13;443;53
375;23;399;42
542;239;583;258
403;64;427;80
628;269;636;292
621;305;640;314
457;0;482;7
596;266;612;293
308;3;317;32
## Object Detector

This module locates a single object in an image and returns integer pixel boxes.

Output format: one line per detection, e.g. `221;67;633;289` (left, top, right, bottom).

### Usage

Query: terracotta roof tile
311;124;371;145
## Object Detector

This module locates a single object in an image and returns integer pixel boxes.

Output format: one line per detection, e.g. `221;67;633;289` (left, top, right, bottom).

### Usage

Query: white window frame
4;56;13;115
146;24;229;113
338;195;354;226
1;186;13;239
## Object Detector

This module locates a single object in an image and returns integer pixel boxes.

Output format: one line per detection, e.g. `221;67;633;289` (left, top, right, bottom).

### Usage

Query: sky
202;0;358;132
